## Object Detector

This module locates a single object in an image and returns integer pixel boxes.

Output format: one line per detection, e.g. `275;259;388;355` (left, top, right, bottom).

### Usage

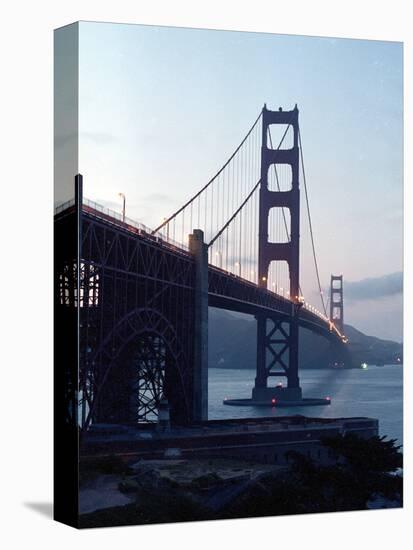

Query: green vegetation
224;434;402;518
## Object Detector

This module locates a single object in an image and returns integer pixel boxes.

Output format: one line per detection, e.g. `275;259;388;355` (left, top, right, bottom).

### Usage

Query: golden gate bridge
54;104;348;430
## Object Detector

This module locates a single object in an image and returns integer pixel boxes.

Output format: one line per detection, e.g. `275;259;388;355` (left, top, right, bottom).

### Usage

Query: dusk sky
71;22;402;341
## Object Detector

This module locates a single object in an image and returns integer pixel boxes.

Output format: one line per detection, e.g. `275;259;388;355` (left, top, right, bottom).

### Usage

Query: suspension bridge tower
253;104;303;403
327;274;351;367
330;274;344;334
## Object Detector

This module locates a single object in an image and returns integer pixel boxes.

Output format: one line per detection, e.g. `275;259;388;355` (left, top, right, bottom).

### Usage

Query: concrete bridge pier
227;303;330;408
189;229;208;422
254;314;267;389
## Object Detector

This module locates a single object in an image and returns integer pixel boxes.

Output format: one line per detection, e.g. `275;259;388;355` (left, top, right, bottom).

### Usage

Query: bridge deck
55;199;344;343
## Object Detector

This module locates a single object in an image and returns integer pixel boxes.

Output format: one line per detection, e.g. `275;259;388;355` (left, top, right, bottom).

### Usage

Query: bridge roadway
81;201;342;345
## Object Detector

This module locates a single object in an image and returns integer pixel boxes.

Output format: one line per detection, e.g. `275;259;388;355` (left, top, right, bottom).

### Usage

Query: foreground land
78;434;402;528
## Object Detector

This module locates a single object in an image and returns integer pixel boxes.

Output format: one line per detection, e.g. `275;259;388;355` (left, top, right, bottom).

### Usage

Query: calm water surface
208;365;403;445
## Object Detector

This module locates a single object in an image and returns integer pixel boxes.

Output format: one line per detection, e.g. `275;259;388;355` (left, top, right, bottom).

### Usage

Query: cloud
94;198;128;210
139;192;173;203
345;272;403;302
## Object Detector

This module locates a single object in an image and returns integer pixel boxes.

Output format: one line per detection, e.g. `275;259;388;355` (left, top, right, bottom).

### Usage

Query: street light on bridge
118;192;126;223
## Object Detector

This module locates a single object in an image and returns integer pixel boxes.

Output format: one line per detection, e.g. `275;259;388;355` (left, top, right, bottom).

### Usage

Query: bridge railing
54;197;189;252
54;197;75;215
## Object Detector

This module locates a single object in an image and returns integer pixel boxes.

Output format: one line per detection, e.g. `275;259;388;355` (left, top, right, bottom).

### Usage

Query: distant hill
341;324;403;367
208;308;403;369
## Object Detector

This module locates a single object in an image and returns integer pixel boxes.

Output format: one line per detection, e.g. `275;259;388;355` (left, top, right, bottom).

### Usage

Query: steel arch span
55;202;197;429
83;307;191;429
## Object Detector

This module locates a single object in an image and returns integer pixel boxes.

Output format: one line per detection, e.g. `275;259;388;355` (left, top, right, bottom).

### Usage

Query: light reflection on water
208;365;403;445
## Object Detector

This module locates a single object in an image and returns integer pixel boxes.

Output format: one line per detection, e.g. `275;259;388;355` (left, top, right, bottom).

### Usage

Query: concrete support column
255;315;267;388
288;303;300;389
189;230;208;422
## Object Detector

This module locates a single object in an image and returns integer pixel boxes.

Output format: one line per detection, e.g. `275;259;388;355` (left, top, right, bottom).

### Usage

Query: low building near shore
81;415;379;467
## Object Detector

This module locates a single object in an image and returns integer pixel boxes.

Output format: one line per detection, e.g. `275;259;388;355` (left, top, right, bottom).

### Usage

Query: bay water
208;365;403;445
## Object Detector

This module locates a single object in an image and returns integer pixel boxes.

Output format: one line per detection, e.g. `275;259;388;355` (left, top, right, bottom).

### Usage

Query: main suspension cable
152;110;262;234
208;180;260;247
298;128;328;316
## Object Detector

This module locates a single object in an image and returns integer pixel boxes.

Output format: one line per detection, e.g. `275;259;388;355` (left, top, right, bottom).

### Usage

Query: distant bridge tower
253;104;302;402
330;275;344;333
